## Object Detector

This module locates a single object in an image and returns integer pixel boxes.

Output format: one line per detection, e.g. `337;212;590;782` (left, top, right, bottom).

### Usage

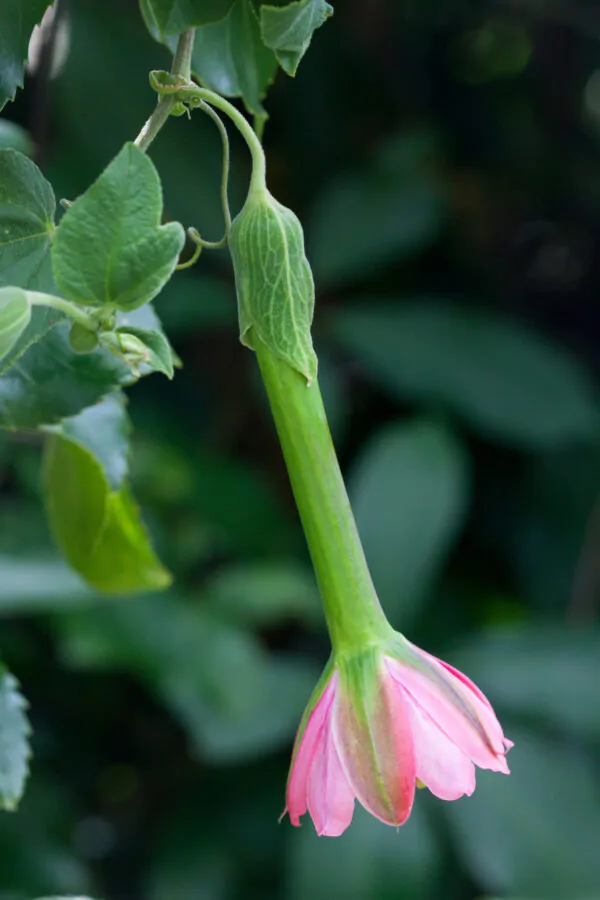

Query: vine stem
134;28;196;152
27;292;98;330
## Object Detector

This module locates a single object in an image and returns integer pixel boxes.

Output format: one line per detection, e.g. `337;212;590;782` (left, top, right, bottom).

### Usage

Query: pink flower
284;639;512;836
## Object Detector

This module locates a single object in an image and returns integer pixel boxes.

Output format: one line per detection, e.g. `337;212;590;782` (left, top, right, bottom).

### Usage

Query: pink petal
334;663;416;827
286;675;338;826
386;656;509;773
404;687;476;800
307;708;355;836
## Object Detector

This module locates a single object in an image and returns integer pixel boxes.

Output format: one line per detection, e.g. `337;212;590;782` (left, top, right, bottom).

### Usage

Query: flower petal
404;687;476;800
335;656;416;827
286;674;338;826
386;655;509;773
307;708;355;836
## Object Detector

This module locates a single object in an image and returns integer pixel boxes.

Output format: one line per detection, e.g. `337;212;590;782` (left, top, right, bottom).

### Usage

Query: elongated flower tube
285;639;512;836
254;339;512;837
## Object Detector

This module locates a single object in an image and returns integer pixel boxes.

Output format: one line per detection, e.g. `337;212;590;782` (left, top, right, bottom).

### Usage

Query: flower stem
135;28;196;152
179;85;267;194
27;292;98;331
255;339;391;656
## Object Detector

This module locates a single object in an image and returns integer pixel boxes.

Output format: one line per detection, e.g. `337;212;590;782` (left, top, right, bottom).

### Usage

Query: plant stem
255;340;391;656
171;28;194;81
180;86;267;194
134;28;196;152
27;292;98;330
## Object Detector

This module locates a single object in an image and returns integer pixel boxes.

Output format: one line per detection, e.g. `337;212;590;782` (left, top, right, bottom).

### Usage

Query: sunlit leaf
44;396;171;593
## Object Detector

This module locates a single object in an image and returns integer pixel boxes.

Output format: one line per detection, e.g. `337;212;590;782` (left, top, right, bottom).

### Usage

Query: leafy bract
44;395;171;593
260;0;333;76
229;188;317;383
0;1;52;111
0;664;30;811
52;143;185;310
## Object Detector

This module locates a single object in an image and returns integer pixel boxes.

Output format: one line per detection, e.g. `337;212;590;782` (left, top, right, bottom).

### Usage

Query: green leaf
141;0;278;114
287;803;442;900
115;326;175;378
0;286;31;362
229;188;317;383
0;1;52;111
260;0;333;76
52;143;185;310
56;595;319;762
444;730;600;897
54;392;130;490
452;625;600;740
349;419;469;627
0;321;130;430
0;119;33;155
44;396;171;594
331;302;600;449
0;664;30;811
140;0;235;34
0;149;55;289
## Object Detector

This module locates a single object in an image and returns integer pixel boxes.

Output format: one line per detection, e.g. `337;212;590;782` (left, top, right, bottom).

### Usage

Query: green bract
229;188;318;384
0;286;31;361
52;143;185;311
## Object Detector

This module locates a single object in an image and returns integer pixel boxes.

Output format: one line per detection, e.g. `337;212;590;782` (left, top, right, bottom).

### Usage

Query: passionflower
285;636;512;837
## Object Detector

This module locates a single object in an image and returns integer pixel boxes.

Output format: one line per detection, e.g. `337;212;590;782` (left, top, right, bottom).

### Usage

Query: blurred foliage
1;0;600;898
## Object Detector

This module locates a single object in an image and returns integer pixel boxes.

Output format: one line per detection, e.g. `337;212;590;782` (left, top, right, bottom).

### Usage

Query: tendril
176;100;232;270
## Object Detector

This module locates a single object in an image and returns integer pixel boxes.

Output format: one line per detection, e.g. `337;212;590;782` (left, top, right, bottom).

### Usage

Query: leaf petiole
27;291;99;332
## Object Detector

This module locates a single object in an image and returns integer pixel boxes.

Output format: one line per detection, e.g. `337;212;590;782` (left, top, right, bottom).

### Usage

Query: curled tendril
176;100;232;271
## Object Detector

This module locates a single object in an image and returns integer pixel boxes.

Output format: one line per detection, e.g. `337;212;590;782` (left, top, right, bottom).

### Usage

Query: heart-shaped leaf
52;143;185;310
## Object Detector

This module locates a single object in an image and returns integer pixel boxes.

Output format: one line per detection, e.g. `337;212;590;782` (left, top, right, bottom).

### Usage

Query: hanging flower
285;636;512;837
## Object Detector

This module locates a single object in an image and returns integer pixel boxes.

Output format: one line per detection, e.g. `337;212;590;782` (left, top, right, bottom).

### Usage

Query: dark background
1;0;600;898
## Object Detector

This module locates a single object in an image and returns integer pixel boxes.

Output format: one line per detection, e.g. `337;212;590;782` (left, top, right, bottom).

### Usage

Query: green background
2;0;600;898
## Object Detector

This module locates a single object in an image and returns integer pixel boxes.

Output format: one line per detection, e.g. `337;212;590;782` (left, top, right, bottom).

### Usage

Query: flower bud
228;188;318;384
69;322;99;354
